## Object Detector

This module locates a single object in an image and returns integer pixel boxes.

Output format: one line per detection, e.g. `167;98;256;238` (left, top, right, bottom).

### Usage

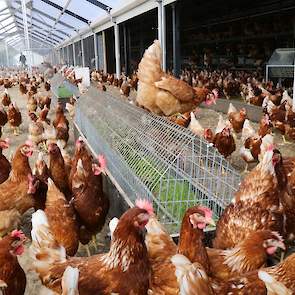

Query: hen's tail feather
137;40;163;84
30;210;66;279
61;266;79;295
258;270;292;295
227;103;237;115
171;254;214;295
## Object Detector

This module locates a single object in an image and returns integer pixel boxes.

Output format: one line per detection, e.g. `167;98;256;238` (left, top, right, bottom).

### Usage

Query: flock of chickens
1;38;295;294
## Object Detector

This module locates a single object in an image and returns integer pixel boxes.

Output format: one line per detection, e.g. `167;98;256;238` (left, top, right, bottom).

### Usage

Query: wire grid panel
74;86;241;234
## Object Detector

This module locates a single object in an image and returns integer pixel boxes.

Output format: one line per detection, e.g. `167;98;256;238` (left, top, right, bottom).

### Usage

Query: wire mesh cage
73;85;241;234
68;44;74;66
266;48;295;81
74;41;83;66
83;35;95;68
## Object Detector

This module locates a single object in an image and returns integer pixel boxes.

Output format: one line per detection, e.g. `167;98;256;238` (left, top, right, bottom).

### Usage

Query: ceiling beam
0;13;13;23
4;0;19;38
85;0;111;12
16;20;60;43
40;0;89;24
0;12;10;17
7;36;22;44
7;37;24;47
0;21;15;33
14;13;65;40
16;26;59;46
31;7;76;30
42;0;72;44
29;34;54;47
14;12;70;37
0;6;9;14
15;23;56;47
14;1;77;31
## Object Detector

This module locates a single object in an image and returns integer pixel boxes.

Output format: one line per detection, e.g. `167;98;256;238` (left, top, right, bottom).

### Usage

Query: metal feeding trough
70;85;241;235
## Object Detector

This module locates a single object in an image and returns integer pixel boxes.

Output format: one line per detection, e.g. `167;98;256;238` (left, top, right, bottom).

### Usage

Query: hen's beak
206;217;216;227
276;241;286;251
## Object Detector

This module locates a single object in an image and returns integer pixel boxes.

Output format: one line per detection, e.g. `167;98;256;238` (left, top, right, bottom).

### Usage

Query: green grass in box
154;179;197;220
57;85;73;98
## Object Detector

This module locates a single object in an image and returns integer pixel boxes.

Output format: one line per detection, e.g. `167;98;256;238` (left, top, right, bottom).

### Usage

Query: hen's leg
282;135;291;144
83;244;91;257
243;163;249;173
92;235;98;252
13;127;19;136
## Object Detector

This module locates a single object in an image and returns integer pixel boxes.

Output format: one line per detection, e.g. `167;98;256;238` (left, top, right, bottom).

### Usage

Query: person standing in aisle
19;52;27;69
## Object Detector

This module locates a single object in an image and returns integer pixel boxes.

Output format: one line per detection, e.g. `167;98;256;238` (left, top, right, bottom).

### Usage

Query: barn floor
1;85;110;295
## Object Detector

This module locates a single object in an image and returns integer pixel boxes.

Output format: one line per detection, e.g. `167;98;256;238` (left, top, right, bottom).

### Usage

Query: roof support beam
7;36;23;46
0;6;9;14
85;0;111;12
0;13;13;23
31;7;75;30
21;0;32;72
16;21;60;44
16;23;58;46
15;16;64;40
42;0;72;44
29;35;54;48
0;21;15;33
40;0;89;24
14;2;77;31
14;12;70;37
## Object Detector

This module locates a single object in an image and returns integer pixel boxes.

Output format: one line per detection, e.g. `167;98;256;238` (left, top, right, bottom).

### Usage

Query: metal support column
156;0;166;70
156;0;162;46
67;46;70;65
5;41;9;67
93;32;99;70
21;0;32;73
114;22;121;78
172;2;180;77
73;43;76;66
161;2;166;71
102;30;107;73
81;39;85;67
123;23;128;74
293;57;295;111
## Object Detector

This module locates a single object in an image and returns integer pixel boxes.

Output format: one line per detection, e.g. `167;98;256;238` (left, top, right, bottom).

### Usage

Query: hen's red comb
25;140;33;147
198;206;213;219
98;154;106;170
11;230;26;241
135;199;154;215
75;137;84;146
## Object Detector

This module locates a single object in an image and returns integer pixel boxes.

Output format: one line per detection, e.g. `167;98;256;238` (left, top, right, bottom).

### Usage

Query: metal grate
73;85;241;234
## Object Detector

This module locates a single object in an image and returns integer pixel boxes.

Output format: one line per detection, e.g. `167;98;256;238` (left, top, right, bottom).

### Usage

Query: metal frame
93;32;98;70
15;22;58;46
80;38;85;67
40;0;89;24
114;21;120;78
85;0;112;12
